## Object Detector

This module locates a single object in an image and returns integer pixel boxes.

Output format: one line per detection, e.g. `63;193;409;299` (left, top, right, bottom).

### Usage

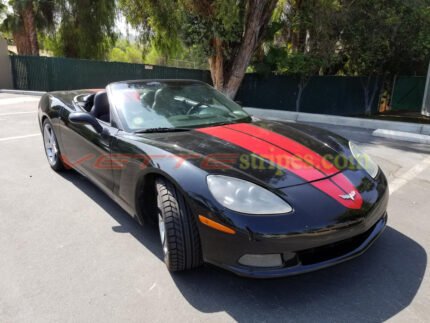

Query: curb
244;107;430;136
372;129;430;144
0;89;46;96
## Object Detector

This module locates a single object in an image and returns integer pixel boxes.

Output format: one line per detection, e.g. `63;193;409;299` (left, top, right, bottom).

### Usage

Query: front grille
296;222;377;266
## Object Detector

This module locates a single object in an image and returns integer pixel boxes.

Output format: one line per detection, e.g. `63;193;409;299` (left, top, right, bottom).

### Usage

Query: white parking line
0;111;37;117
390;155;430;194
0;97;39;106
0;134;40;142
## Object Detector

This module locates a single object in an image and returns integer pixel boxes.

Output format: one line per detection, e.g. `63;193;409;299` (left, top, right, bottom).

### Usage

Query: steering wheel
187;102;209;115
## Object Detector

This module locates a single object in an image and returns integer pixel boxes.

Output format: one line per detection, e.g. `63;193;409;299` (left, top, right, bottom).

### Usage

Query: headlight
207;175;293;215
349;141;379;178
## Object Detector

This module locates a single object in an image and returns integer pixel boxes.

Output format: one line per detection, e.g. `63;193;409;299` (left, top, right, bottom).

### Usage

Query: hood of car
132;120;357;190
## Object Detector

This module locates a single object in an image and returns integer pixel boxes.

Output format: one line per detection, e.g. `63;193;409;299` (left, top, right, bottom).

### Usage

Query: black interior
152;88;185;116
90;91;110;123
82;93;96;112
141;91;155;108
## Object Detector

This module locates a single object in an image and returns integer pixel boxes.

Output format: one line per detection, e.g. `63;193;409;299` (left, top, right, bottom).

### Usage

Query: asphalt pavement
1;93;429;322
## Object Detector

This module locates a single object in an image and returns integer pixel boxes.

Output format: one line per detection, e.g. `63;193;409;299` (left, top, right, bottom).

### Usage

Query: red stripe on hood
197;126;326;182
330;173;363;208
312;179;363;209
225;123;339;176
197;124;363;209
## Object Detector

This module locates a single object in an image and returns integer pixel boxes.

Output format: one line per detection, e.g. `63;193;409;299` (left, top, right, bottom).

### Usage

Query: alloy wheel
43;123;58;166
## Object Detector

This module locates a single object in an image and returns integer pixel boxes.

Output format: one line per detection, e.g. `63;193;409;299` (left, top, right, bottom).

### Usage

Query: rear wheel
42;119;65;171
156;178;202;272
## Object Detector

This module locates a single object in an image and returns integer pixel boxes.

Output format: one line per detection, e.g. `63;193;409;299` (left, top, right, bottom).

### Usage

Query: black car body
38;80;388;278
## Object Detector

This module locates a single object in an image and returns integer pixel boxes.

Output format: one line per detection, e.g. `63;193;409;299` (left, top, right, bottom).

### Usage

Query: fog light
238;254;283;268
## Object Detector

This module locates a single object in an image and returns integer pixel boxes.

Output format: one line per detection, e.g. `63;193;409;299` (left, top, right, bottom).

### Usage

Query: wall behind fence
236;74;380;116
10;55;212;91
0;38;13;89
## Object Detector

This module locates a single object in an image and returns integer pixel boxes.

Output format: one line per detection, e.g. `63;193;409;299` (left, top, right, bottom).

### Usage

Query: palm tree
1;0;55;55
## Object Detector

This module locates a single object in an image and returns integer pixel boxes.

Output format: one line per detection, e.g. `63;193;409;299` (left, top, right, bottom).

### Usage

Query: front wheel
42;119;65;171
156;178;202;272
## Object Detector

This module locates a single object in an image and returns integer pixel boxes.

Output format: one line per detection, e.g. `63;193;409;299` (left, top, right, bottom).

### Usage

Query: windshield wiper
134;127;192;134
205;117;253;128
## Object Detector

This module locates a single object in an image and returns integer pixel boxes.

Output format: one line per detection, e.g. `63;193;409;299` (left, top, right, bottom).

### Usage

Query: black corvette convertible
38;79;388;278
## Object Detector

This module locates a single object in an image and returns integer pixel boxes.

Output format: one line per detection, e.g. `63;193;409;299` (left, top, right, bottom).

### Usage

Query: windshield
107;81;251;132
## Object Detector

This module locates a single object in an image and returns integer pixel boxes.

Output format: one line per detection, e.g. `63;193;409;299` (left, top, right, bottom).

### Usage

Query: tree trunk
295;76;310;112
22;0;39;56
13;29;32;55
362;75;379;115
363;85;369;115
208;38;224;91
296;83;303;112
368;78;379;115
378;73;392;112
217;0;277;98
290;0;306;53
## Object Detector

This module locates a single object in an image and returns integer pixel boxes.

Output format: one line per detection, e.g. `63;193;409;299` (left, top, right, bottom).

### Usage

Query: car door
60;104;118;193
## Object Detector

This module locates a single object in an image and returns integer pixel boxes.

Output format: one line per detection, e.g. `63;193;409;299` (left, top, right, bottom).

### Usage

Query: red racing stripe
330;173;363;208
313;178;363;209
225;123;339;176
197;125;363;209
197;126;326;182
225;123;363;209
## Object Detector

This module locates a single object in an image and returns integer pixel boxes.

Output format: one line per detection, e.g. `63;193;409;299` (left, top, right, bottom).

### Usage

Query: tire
42;119;65;172
156;178;203;272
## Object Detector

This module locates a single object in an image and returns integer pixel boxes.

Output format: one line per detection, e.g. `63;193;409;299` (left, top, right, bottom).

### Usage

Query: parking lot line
0;97;40;106
0;133;40;142
389;155;430;194
0;111;37;117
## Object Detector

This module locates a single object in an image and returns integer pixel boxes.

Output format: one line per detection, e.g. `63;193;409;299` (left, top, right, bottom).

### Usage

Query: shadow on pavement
61;171;427;323
60;171;164;261
171;226;426;322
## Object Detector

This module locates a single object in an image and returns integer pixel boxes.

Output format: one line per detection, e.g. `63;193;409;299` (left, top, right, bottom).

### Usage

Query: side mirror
69;112;103;134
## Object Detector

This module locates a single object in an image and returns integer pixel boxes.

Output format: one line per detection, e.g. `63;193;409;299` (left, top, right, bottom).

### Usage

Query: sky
115;14;139;41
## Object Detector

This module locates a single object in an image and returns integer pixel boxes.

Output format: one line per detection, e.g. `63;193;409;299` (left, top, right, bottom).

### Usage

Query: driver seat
152;88;183;116
90;91;110;122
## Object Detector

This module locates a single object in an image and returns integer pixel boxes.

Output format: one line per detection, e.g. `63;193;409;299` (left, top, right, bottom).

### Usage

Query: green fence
236;74;381;115
10;55;212;92
391;76;426;112
11;55;422;116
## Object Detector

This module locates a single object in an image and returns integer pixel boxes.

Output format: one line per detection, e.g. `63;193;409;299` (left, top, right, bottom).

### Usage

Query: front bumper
194;170;389;278
205;213;387;278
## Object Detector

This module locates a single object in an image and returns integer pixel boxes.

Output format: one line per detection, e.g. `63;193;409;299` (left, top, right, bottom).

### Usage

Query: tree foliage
340;0;430;114
255;0;430;77
119;0;278;98
2;0;430;110
0;2;6;20
342;0;430;76
251;0;344;110
108;39;144;63
2;0;117;59
52;0;116;59
119;0;182;57
250;0;430;112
